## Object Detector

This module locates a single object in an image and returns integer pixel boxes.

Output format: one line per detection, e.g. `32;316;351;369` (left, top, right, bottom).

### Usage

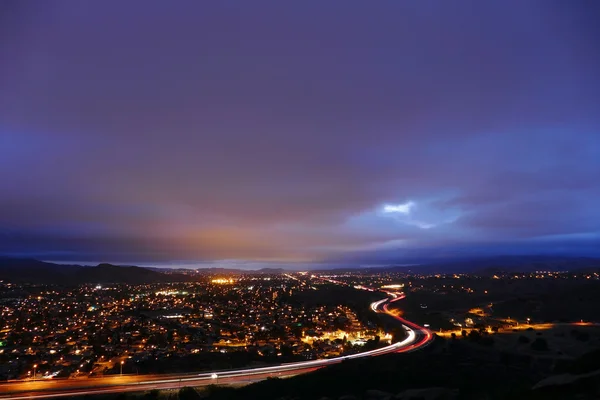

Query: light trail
0;279;433;399
370;298;388;312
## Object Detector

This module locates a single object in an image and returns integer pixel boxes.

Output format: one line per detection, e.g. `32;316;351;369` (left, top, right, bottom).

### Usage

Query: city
1;259;599;399
0;276;386;381
2;1;599;399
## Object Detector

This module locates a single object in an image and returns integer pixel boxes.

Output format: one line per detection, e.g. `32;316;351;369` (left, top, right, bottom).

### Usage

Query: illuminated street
0;291;430;399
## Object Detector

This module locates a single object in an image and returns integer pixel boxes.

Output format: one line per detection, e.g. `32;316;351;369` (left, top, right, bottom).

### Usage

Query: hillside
0;257;193;285
199;337;600;400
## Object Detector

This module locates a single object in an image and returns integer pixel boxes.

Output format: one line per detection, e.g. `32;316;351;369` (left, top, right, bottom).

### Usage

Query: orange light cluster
211;278;235;284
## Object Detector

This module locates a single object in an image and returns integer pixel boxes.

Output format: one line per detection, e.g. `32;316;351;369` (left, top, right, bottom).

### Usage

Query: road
381;295;433;352
0;289;432;399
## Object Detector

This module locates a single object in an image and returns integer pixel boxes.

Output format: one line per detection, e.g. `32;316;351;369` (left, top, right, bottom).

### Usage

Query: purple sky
1;1;599;267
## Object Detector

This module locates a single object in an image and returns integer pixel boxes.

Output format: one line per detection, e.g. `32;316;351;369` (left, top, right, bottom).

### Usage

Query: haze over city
1;1;599;267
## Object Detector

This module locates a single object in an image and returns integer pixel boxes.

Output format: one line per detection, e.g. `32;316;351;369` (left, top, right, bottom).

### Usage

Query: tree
391;328;406;343
461;330;467;338
144;390;160;400
178;387;201;400
530;337;548;351
480;336;494;346
518;335;530;344
279;344;293;358
467;330;481;342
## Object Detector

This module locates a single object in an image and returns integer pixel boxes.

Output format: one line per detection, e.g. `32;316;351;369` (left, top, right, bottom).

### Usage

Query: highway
0;286;432;399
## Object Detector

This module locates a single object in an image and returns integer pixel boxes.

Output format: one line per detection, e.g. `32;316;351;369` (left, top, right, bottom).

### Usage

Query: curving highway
0;288;432;399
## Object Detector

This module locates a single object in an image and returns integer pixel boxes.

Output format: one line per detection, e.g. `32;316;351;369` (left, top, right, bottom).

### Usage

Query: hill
0;257;193;285
198;337;600;400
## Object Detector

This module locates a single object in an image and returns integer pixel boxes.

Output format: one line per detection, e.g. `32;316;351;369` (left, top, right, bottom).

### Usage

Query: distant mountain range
313;255;600;275
416;255;600;275
146;266;285;274
0;258;193;285
1;255;599;285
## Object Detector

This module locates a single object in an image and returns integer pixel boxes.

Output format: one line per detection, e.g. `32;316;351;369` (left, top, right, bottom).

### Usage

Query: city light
211;278;235;284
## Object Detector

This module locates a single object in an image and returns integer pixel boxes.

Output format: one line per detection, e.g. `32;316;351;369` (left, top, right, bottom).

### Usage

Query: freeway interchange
0;285;432;399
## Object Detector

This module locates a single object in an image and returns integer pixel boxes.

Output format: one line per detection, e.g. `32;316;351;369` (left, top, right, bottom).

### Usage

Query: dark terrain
64;339;600;400
0;258;191;285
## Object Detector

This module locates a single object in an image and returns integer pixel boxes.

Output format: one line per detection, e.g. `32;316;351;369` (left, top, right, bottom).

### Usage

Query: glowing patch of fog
382;201;415;214
380;201;437;229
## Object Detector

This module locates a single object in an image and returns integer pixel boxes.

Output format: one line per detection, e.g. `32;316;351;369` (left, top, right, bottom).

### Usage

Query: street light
33;364;37;381
120;361;124;376
211;373;218;384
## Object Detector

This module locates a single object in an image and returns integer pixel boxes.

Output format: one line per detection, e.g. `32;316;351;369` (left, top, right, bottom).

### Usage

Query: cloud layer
1;1;599;265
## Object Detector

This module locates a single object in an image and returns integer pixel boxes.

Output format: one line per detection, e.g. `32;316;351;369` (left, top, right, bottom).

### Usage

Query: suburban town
0;274;389;381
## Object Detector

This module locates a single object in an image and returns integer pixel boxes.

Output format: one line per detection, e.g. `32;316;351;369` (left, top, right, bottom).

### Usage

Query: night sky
1;1;599;267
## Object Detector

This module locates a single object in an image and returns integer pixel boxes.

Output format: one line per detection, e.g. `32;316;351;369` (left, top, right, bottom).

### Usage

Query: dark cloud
1;1;599;265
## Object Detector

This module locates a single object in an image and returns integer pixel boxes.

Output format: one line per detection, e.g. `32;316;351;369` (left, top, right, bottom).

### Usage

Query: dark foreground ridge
62;339;600;400
197;339;600;400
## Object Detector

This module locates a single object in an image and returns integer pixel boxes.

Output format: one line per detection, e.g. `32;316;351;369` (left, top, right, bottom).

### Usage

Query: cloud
0;1;599;263
383;202;415;215
379;199;459;230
